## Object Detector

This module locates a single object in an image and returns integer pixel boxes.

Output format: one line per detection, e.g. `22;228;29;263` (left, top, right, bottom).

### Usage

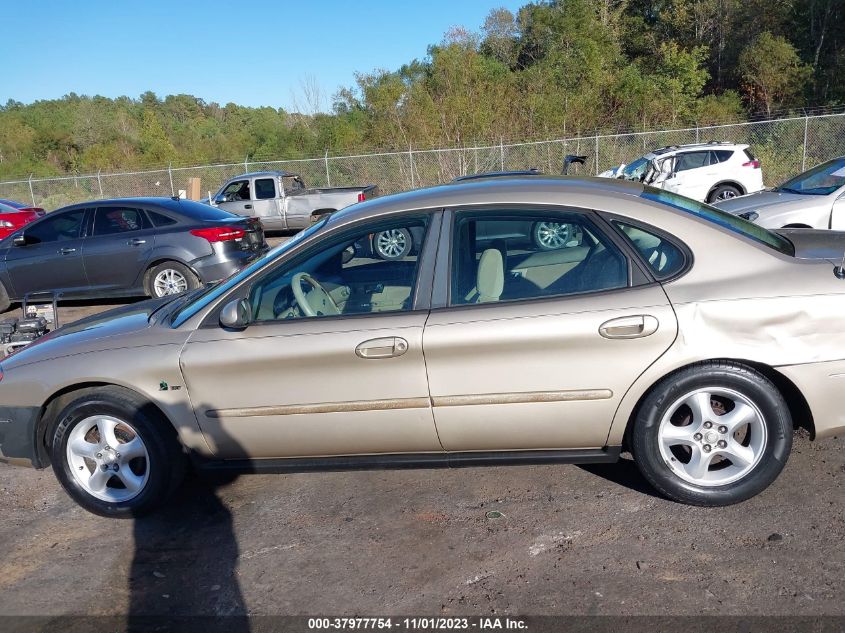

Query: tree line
0;0;841;181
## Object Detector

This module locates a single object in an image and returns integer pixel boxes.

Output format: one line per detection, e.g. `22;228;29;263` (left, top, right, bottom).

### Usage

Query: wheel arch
142;257;200;294
707;180;746;200
619;358;815;451
35;382;184;468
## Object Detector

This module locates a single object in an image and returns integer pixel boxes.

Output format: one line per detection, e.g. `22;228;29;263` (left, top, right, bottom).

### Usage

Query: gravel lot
0;233;843;618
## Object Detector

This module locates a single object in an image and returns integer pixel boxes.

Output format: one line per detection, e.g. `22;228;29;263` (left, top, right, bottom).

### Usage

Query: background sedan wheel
632;361;792;506
50;386;186;518
532;221;577;250
146;261;199;298
374;228;412;260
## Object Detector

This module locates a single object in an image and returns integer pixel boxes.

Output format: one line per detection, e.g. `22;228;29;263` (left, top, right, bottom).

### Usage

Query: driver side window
249;218;429;321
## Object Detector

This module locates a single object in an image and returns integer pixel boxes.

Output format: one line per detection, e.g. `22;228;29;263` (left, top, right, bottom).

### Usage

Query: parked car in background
0;199;46;217
208;170;379;232
0;197;266;311
6;178;845;516
0;201;43;240
714;157;845;229
598;142;764;203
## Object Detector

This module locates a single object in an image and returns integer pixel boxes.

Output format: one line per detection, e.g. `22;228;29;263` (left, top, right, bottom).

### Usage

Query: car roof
54;197;238;219
229;170;300;179
325;176;648;228
644;142;748;160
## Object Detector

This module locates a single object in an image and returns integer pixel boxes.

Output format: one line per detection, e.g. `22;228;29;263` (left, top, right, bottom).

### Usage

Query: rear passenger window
254;178;276;200
450;211;628;306
148;210;177;227
675;152;710;171
93;208;147;235
612;221;686;280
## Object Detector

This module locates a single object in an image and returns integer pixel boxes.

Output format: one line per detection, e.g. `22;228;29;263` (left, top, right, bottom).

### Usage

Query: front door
5;208;89;297
83;206;156;291
423;208;678;451
216;178;253;217
178;213;442;459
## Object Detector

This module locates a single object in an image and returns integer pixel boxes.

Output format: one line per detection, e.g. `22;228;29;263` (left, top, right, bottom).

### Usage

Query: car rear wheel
531;221;578;250
49;386;186;518
145;261;200;298
373;228;412;260
631;361;792;506
707;184;741;203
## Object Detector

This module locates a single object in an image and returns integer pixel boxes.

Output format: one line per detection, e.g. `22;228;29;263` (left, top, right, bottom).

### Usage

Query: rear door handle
599;315;659;339
355;336;409;359
244;204;253;209
58;247;77;255
128;238;146;246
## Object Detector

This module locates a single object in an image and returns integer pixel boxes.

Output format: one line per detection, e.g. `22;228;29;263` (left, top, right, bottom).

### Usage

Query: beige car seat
476;248;504;303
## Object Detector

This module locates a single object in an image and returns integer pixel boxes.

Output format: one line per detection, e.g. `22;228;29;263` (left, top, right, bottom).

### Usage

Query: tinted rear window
148;210;178;226
714;150;734;162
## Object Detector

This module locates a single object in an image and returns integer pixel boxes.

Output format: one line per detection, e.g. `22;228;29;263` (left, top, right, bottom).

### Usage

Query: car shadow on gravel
579;456;662;499
128;404;250;632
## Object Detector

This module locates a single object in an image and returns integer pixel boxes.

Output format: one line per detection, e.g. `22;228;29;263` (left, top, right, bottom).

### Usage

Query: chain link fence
2;112;843;211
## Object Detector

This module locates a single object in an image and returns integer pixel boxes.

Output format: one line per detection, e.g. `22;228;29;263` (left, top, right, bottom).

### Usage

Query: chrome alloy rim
535;222;571;249
716;190;738;200
66;415;150;502
375;229;408;258
153;269;188;296
658;388;767;487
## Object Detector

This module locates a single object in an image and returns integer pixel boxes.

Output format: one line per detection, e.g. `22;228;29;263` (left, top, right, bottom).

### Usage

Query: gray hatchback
0;197;267;310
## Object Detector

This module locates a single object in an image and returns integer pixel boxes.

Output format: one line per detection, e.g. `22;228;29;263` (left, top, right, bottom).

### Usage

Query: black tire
144;261;200;298
0;280;11;313
631;361;792;506
49;386;186;518
707;184;742;203
373;228;412;260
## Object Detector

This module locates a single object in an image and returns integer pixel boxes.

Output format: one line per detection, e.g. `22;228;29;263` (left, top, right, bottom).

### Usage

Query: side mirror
214;194;227;204
12;234;26;247
219;298;252;329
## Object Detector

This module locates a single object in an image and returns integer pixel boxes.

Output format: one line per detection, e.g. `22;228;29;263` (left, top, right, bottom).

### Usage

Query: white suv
598;142;764;203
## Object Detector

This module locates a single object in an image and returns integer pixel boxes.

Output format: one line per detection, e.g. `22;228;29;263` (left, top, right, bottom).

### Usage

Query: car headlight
738;211;759;222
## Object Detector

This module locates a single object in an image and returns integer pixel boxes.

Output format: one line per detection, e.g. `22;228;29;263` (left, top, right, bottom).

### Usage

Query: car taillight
742;160;760;168
190;226;246;242
357;192;366;203
0;221;14;228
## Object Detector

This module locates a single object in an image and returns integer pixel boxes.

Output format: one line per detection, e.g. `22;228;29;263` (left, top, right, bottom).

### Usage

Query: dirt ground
0;234;843;618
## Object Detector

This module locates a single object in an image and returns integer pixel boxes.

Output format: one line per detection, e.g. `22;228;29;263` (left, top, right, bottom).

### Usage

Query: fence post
28;174;35;206
244;156;249;173
97;169;103;197
500;137;504;170
695;124;700;143
594;133;599;175
324;149;331;186
474;147;479;173
408;145;415;189
802;114;809;172
168;162;175;196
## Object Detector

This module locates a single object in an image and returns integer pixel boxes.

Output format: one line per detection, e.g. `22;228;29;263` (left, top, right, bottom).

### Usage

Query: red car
0;201;43;239
0;198;46;216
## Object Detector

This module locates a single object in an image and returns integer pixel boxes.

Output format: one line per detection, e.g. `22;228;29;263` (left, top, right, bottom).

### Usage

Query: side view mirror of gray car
219;298;252;329
12;234;26;247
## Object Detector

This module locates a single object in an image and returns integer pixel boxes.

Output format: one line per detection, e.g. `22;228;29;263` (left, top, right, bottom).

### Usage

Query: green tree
139;109;176;165
738;32;811;116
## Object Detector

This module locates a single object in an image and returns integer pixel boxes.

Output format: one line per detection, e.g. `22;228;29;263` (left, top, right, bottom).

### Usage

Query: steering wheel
291;272;341;317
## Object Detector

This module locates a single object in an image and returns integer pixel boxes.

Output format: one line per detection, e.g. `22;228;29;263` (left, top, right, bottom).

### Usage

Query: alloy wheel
375;229;408;259
534;222;572;250
153;269;188;296
657;387;767;487
65;415;150;503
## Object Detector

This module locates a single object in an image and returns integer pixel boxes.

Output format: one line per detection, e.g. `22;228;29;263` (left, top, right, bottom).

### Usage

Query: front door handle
244;204;253;210
128;238;147;246
355;336;409;359
599;315;659;339
58;247;77;255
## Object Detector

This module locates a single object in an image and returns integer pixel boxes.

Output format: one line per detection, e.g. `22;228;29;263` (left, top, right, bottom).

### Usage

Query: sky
1;0;525;111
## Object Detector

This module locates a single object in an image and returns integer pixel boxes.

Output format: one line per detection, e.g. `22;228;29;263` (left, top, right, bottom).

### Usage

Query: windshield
171;218;328;327
641;188;794;256
776;158;845;196
622;157;649;180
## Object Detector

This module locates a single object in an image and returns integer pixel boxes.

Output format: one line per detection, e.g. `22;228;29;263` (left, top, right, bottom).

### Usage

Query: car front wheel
631;361;792;506
49;386;185;517
373;228;412;260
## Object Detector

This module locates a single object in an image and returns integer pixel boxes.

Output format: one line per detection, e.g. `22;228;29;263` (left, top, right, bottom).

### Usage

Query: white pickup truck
208;170;379;231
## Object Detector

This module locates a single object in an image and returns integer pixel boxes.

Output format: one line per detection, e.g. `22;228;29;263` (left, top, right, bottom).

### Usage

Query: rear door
82;206;157;291
422;207;678;452
5;208;89;297
662;151;715;201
